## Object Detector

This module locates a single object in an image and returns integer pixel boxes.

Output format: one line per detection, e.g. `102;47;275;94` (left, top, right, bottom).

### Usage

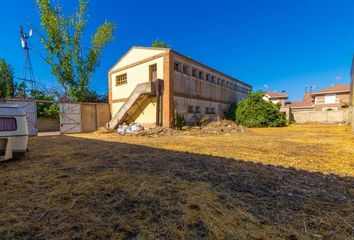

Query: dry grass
0;124;353;239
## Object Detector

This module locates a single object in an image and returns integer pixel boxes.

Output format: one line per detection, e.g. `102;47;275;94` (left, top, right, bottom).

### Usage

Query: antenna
19;25;36;98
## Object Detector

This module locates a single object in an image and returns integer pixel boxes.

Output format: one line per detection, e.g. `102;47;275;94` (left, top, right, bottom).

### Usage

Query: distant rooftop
265;92;288;98
312;84;350;95
286;100;314;108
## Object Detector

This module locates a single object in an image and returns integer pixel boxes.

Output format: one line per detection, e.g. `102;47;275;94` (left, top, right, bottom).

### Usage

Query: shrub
235;92;287;127
173;112;186;130
196;115;209;126
226;102;237;121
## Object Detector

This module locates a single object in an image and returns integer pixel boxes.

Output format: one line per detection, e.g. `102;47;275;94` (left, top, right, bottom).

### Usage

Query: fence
59;103;110;134
291;108;351;124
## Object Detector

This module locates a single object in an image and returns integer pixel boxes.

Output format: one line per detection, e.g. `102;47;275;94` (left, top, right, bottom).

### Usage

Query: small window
192;69;198;77
210;108;216;114
195;106;201;113
174;62;180;71
188;105;194;113
183;65;189;74
206;74;210;81
205;107;210;114
116;74;127;86
211;76;216;83
198;71;204;79
0;118;17;131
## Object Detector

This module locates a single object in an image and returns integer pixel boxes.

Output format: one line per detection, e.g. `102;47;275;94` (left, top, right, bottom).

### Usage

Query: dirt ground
0;124;353;239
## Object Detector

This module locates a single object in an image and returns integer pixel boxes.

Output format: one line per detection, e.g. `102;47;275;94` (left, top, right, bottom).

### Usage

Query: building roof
265;92;288;98
312;84;350;95
286;100;314;109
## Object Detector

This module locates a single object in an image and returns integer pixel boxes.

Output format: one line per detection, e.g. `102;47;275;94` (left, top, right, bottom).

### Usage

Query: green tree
36;0;116;102
235;92;287;127
0;59;15;99
151;39;171;48
30;89;60;118
226;102;237;121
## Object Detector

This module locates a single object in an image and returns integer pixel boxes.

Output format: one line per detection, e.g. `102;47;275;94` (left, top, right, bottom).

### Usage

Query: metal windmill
19;25;36;97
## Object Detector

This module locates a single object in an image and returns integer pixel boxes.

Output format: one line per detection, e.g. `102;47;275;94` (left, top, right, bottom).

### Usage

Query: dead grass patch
0;124;353;239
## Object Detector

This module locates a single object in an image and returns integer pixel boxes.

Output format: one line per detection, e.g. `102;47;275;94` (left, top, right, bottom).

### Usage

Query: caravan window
0;118;17;131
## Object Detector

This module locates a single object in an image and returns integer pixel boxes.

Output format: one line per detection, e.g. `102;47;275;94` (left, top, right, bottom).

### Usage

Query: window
183;65;189;74
116;74;127;86
174;62;180;71
198;71;204;79
324;94;336;104
0;118;17;131
210;107;216;114
192;69;198;77
211;76;216;83
205;107;210;114
195;106;201;113
188;106;194;113
206;74;210;81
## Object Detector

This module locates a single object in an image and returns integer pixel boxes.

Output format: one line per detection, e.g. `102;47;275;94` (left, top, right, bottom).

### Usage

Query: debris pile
198;120;248;135
117;123;144;134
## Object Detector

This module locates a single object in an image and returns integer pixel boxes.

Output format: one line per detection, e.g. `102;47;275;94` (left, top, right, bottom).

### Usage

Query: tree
151;39;171;48
0;59;15;99
235;92;287;127
30;89;60;118
36;0;116;102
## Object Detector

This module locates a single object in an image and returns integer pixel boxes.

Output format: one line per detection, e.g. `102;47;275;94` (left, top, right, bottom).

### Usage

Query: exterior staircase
107;81;160;130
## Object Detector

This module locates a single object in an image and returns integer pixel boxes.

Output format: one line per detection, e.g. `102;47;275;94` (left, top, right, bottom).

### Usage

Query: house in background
263;91;288;107
311;84;350;111
286;100;314;112
286;84;350;112
107;46;252;129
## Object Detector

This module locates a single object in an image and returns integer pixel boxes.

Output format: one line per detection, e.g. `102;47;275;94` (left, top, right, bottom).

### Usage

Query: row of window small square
187;106;216;114
174;62;250;93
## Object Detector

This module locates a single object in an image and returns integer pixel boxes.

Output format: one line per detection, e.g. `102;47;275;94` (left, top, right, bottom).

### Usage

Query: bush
235;92;287;127
173;112;186;130
196;115;209;126
226;102;237;121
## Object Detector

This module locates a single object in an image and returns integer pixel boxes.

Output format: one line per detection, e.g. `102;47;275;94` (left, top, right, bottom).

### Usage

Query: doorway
149;64;157;82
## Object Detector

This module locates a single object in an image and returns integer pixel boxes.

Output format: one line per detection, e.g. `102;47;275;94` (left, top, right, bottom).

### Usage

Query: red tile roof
286;100;314;108
312;84;350;95
265;92;288;98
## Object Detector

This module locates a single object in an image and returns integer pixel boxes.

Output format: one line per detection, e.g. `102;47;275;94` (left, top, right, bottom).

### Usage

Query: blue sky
0;0;353;101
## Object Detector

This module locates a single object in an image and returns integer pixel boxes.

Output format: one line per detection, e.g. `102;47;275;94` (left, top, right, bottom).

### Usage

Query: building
107;46;252;129
263;92;288;107
311;84;350;111
285;84;350;112
286;100;314;112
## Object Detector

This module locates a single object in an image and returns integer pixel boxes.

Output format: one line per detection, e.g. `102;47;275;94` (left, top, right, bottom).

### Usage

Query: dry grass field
0;124;353;239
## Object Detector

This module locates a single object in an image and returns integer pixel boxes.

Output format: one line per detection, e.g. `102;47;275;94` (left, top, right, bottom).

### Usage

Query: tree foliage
151;39;171;48
235;92;287;127
30;89;60;118
36;0;116;102
0;59;15;99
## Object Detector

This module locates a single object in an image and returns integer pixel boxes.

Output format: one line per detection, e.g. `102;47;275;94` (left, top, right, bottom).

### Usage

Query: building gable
109;47;168;73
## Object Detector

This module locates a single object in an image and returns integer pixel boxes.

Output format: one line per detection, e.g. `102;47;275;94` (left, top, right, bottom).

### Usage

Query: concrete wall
37;117;59;132
291;108;351;124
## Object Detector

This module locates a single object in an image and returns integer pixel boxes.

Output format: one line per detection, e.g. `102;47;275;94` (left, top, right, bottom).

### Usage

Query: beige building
263;92;288;107
107;46;252;128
